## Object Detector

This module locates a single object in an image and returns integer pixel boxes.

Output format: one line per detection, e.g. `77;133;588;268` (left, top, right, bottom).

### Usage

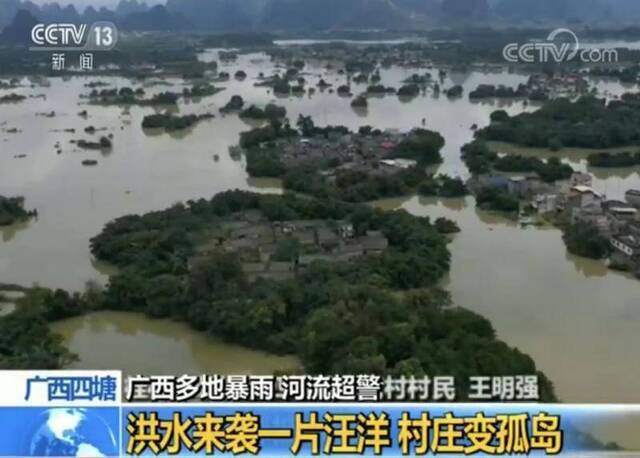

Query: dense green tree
587;151;640;168
397;84;420;98
479;95;640;149
494;155;573;182
351;95;368;108
296;115;316;137
86;190;556;401
446;85;463;97
220;95;245;112
435;217;461;234
562;223;611;259
0;196;30;226
391;129;445;165
142;113;200;130
475;187;520;213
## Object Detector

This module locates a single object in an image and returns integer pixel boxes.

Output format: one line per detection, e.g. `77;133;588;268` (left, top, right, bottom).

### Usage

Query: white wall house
569;186;604;208
626;189;640;209
611;235;640;258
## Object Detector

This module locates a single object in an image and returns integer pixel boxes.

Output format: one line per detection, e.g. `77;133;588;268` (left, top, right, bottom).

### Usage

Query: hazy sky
28;0;164;7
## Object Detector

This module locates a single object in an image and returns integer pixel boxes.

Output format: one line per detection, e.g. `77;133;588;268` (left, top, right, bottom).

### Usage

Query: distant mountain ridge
492;0;613;23
0;9;38;44
2;0;640;36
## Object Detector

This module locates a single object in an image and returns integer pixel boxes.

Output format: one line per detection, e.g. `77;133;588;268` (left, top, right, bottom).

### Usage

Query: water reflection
564;252;610;279
374;195;640;404
2;52;640;404
589;166;640;181
403;196;471;212
245;177;283;193
473;207;519;227
0;220;31;243
488;141;640;200
51;311;300;376
0;303;16;317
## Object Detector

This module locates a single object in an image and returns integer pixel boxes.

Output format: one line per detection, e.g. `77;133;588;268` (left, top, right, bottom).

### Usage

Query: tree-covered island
238;116;455;203
477;95;640;150
141;113;215;131
239;103;287;121
0;196;35;226
84;84;223;106
81;190;556;400
459;95;640;273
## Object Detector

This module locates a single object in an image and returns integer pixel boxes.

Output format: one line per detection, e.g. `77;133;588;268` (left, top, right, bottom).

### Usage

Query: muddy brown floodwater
51;311;300;375
2;50;640;416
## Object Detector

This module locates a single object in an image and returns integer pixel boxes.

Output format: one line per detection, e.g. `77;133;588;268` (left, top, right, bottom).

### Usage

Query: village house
547;74;589;98
567;185;604;209
193;214;389;283
563;185;603;220
260;129;416;178
628;221;640;238
562;185;608;234
230;222;274;241
505;170;640;275
603;201;639;234
274;130;406;172
626;189;640;209
379;158;417;173
570;172;593;188
611;235;640;258
242;261;296;282
557;172;593;195
360;230;389;255
297;254;337;268
610;235;640;273
532;194;559;215
475;175;510;191
333;242;366;262
571;202;610;235
506;175;553;199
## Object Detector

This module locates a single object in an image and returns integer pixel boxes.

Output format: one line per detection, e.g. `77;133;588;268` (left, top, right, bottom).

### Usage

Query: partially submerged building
192;212;389;283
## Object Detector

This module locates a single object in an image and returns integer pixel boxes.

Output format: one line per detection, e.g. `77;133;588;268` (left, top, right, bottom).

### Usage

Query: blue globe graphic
27;408;117;457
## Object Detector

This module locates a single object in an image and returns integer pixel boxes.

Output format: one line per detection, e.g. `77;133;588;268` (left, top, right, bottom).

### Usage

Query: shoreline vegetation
83;84;223;106
0;196;35;226
462;96;640;268
141;113;215;131
86;87;157;105
587;151;640;168
562;222;612;260
239;103;287;121
0;190;557;402
75;136;113;150
485;140;640;158
92;190;556;400
477;95;640;151
461;139;574;181
6;29;635;406
238;116;455;203
0;93;26;104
